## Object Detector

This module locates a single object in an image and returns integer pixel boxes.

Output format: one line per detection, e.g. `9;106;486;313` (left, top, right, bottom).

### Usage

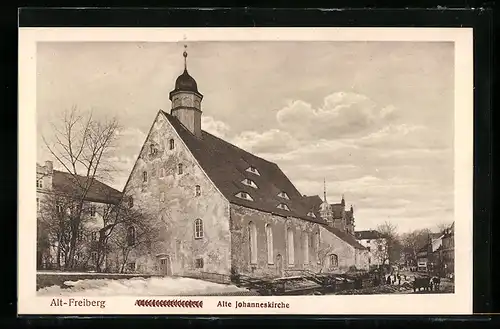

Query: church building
122;47;369;282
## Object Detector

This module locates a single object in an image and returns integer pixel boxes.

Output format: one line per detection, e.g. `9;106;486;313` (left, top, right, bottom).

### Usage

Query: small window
169;139;175;150
159;167;165;178
91;232;97;241
36;179;43;189
195;185;201;196
367;240;371;244
241;178;258;189
195;258;204;268
150;144;158;155
56;203;64;213
329;254;339;269
307;211;316;218
278;191;289;200
128;196;134;208
194;218;203;239
127;262;136;271
160;191;165;202
91;252;98;263
178;163;183;175
245;166;260;176
127;226;136;246
90;205;96;217
235;192;254;201
277;203;290;211
143;171;148;183
367;246;371;252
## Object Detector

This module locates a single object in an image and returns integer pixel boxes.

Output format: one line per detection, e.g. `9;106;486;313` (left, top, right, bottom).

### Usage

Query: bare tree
375;221;402;267
400;228;432;267
42;106;120;269
93;197;157;273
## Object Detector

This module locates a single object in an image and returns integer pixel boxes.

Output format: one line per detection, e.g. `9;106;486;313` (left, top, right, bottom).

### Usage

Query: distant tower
319;179;333;226
169;44;204;137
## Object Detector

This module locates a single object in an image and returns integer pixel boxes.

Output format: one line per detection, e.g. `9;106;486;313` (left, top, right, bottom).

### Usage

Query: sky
36;41;455;233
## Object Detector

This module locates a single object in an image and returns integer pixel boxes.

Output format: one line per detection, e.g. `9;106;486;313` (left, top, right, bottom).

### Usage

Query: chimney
45;160;53;173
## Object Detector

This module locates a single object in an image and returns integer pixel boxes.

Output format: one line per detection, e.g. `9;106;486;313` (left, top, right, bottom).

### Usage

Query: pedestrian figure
386;275;391;285
397;274;401;285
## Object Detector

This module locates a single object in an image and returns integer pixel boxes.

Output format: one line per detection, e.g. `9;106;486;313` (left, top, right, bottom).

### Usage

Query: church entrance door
159;256;172;276
276;254;283;277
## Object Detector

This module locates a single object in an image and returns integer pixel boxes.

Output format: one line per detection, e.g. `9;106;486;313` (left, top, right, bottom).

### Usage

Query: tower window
241;178;258;189
178;163;183;175
194;218;203;239
245;166;260;176
36;179;43;189
143;171;148;183
277;203;290;211
195;185;201;196
169;139;175;150
235;192;254;201
278;191;289;200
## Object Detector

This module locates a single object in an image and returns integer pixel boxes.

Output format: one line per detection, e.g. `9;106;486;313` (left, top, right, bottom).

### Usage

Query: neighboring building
441;222;454;276
36;160;122;271
121;49;369;282
355;230;387;267
416;232;444;273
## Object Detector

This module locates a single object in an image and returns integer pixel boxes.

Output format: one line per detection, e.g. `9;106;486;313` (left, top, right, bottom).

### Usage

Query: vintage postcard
18;27;473;315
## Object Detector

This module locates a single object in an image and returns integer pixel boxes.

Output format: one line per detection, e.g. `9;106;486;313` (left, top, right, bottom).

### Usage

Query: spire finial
323;178;327;202
183;44;188;71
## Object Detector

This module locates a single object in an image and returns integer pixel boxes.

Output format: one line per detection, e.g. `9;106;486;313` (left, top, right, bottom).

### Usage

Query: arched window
194;219;203;239
178;163;183;175
303;233;309;264
248;221;258;264
266;224;273;264
127;226;136;246
169;139;175;150
330;254;338;269
195;185;201;196
143;171;148;182
287;228;294;265
314;232;320;264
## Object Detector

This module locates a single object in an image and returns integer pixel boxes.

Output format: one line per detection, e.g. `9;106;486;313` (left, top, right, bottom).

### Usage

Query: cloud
276;91;397;141
202;116;231;139
231;129;298;154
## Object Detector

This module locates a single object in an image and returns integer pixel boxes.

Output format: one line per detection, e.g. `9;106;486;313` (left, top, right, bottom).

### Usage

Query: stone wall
123;111;231;277
317;225;357;273
229;204;323;278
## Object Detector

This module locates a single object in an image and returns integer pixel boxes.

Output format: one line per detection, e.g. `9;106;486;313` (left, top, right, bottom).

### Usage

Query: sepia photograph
19;27;473;315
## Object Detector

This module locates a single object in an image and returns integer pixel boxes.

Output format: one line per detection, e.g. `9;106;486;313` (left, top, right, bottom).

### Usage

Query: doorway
276;254;283;277
159;256;172;276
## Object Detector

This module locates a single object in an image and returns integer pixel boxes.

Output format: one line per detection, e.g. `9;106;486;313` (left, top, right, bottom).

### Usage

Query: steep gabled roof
52;170;122;204
163;112;366;250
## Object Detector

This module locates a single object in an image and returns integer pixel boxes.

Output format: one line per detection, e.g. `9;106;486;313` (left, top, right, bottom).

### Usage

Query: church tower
319;179;334;226
169;45;204;137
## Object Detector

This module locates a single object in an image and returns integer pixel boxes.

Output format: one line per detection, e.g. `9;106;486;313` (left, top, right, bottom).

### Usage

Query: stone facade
123;112;231;277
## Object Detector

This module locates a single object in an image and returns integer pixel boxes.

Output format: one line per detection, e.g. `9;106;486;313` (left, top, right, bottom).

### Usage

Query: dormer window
241;178;258;189
307;212;316;218
278;191;289;200
246;166;260;176
277;203;290;211
235;192;254;201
